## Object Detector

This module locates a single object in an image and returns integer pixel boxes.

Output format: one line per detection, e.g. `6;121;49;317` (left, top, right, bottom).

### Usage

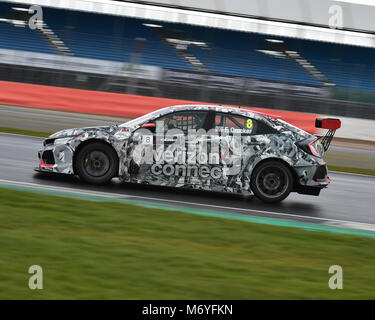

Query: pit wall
0;80;373;140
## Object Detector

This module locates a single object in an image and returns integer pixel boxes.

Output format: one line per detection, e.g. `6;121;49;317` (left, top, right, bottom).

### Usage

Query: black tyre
75;142;118;184
251;160;293;203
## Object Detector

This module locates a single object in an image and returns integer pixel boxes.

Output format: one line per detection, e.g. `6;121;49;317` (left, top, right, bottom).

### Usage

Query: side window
156;111;208;133
215;113;257;135
215;113;276;135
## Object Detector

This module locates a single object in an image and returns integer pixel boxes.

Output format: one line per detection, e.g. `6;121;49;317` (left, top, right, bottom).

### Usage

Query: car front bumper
35;144;75;175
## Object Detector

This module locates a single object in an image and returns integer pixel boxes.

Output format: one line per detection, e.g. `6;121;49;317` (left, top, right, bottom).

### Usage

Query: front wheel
251;160;293;203
75;142;118;184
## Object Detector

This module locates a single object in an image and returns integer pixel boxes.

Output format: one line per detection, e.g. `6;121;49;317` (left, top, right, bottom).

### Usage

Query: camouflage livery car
36;105;341;203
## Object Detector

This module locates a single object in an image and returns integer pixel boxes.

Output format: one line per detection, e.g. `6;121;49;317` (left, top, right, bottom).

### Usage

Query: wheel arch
72;138;120;176
250;157;298;189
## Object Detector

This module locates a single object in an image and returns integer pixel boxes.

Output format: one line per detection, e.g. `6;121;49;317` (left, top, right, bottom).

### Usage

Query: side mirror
142;122;156;128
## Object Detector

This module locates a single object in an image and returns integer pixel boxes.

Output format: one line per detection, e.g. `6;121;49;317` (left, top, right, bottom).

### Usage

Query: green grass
328;165;375;176
0;126;51;138
0;188;375;299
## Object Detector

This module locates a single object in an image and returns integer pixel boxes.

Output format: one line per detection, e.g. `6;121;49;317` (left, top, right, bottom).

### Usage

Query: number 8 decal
142;135;153;145
246;119;253;129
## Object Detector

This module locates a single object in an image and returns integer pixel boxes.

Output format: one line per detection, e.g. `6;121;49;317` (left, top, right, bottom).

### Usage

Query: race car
36;105;341;203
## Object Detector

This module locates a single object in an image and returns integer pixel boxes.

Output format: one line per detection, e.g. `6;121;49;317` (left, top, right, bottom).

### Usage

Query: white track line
1;178;375;232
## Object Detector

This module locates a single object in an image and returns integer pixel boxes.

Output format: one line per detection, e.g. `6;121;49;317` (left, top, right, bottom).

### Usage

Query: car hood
49;125;118;139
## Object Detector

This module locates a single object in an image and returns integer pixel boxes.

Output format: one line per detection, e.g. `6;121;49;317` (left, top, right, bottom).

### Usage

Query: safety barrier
0;81;318;133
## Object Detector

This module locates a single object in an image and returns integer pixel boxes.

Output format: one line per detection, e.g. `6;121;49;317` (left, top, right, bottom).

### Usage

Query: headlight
53;136;78;145
43;138;56;146
44;135;83;146
54;137;75;145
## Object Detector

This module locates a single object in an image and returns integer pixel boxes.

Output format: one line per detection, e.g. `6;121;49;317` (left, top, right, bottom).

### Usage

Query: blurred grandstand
1;0;375;119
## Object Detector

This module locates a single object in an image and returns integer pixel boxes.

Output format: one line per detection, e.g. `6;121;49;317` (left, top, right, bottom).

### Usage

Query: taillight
308;139;321;157
296;138;324;158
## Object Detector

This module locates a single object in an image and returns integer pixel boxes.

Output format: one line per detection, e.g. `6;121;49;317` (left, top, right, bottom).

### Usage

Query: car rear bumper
294;163;330;195
295;184;327;196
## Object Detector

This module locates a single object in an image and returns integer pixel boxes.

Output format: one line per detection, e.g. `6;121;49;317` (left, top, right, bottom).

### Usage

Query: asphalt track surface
1;104;374;169
1;133;375;230
0;105;128;132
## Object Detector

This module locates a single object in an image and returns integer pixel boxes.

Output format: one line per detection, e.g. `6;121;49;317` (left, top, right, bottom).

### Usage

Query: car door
127;109;213;187
212;112;275;192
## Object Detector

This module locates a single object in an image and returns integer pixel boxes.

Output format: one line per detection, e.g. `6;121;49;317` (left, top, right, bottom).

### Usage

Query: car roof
166;104;280;120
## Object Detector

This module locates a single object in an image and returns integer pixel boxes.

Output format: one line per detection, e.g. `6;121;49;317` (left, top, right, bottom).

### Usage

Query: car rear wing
315;118;341;152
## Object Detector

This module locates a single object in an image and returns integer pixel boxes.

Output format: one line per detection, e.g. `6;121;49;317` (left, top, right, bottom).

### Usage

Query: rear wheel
251;160;293;203
75;142;118;184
